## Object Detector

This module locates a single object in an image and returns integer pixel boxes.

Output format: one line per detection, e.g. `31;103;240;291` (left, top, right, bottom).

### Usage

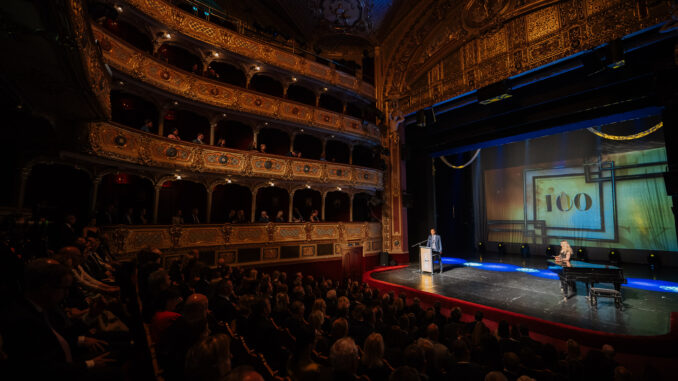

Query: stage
366;254;678;339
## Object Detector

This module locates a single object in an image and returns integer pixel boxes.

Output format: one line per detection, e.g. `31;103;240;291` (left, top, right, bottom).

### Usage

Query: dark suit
1;298;87;378
426;234;443;273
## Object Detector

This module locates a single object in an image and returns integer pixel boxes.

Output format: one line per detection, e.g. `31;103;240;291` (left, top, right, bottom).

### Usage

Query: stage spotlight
608;249;620;265
520;244;530;258
497;242;506;256
545;245;554;257
477;241;485;253
647;253;661;271
576;247;588;261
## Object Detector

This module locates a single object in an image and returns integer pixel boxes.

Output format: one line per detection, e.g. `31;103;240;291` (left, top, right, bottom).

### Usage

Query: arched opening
111;90;158;132
249;74;284;97
102;19;153;54
362;51;375;85
345;103;363;119
215;120;253;150
325;140;350;164
335;59;359;76
352;145;377;168
255;186;289;222
292;134;322;160
163;109;210;143
292;188;321;222
324;191;350;222
286;84;316;106
352;192;373;222
96;173;154;224
257;127;290;155
318;93;343;113
209;61;246;87
211;183;252;223
156;43;203;74
157;180;207;224
25;164;91;226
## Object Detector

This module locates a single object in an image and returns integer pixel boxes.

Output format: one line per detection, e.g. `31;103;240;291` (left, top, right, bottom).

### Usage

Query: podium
420;246;442;274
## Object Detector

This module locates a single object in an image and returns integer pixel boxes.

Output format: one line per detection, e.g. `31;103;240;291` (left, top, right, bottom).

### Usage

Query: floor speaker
379;251;389;266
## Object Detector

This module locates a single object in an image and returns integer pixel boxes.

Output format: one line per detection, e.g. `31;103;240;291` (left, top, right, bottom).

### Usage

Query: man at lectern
427;228;443;273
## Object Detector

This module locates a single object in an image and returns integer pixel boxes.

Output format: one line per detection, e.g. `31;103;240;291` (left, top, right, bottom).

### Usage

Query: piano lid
547;259;621;270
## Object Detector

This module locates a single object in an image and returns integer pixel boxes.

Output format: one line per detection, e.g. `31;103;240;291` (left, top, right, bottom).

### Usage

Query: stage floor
371;257;678;336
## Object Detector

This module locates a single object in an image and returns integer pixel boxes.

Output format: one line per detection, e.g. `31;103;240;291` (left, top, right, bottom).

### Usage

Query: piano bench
589;287;623;310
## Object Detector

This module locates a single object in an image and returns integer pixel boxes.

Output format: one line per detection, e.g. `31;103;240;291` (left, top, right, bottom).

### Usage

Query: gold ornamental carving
94;25;379;142
119;0;375;100
220;224;232;243
169;225;183;248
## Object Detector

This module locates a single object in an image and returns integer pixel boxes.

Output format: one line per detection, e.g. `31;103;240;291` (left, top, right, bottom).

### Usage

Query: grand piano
547;259;627;304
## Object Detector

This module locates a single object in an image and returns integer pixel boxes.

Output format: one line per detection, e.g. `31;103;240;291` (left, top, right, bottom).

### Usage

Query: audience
168;128;181;140
192;133;205;145
0;211;662;381
140;119;153;133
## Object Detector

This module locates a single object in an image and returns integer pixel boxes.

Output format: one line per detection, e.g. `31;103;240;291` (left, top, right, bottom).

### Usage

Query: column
315;94;320;107
349;145;354;165
342;102;347;114
321;139;327;159
158;107;168;137
90;177;101;215
206;188;213;223
251;188;257;222
252;128;259;149
153;184;162;224
209;122;217;145
290;133;296;153
321;191;327;221
288;190;295;222
16;167;31;210
349;193;354;222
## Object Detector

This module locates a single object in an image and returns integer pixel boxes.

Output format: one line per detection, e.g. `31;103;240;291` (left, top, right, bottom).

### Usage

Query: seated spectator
172;210;185;225
184;334;231;381
192;133;205;145
235;209;247;223
150;288;183;342
330;337;359;381
275;210;285;222
205;66;219;79
82;216;100;239
138;208;149;224
309;209;320;222
191;63;202;75
2;258;115;379
292;207;304;222
258;210;270;223
259;143;267;153
216;138;227;147
210;279;237;324
189;208;201;224
168;128;181;140
140;119;153;133
288;149;301;158
122;207;134;225
359;333;391;381
227;209;236;223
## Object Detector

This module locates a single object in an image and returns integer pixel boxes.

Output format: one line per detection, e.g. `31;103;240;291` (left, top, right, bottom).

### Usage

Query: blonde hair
362;333;384;368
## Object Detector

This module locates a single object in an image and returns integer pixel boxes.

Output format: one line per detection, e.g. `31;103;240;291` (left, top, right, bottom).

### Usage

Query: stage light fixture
269;181;275;187
305;184;311;189
213;52;219;57
577;247;588;261
608;249;620;265
520;243;530;258
497;242;506;256
477;241;485;253
115;5;123;13
164;32;172;39
291;77;297;82
173;100;179;105
545;245;553;256
226;178;232;184
175;174;182;180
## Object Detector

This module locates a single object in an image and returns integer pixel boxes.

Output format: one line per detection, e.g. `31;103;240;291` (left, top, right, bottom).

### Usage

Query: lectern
420;246;433;273
420;246;442;274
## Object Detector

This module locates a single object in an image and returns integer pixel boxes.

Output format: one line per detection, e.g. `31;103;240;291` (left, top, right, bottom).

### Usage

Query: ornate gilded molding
86;121;384;189
93;25;380;142
67;0;111;118
117;0;375;100
380;0;672;114
102;221;382;256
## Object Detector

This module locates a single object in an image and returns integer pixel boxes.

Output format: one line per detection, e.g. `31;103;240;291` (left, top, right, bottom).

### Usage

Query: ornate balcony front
102;222;383;265
93;25;380;142
110;0;375;101
87;122;383;189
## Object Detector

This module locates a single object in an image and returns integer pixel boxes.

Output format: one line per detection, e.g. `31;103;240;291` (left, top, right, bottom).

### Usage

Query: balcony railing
101;222;383;264
114;0;375;100
93;25;381;142
87;121;384;189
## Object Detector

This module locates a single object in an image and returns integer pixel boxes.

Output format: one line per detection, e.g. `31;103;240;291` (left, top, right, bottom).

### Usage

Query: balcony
93;25;380;142
102;222;383;265
87;121;383;189
109;0;375;101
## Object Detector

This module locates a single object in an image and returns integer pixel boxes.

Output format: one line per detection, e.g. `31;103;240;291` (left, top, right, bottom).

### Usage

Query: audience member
141;119;153;133
189;208;201;224
275;210;285;222
192;133;205;144
168;128;181;140
173;210;185;225
258;210;270;223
